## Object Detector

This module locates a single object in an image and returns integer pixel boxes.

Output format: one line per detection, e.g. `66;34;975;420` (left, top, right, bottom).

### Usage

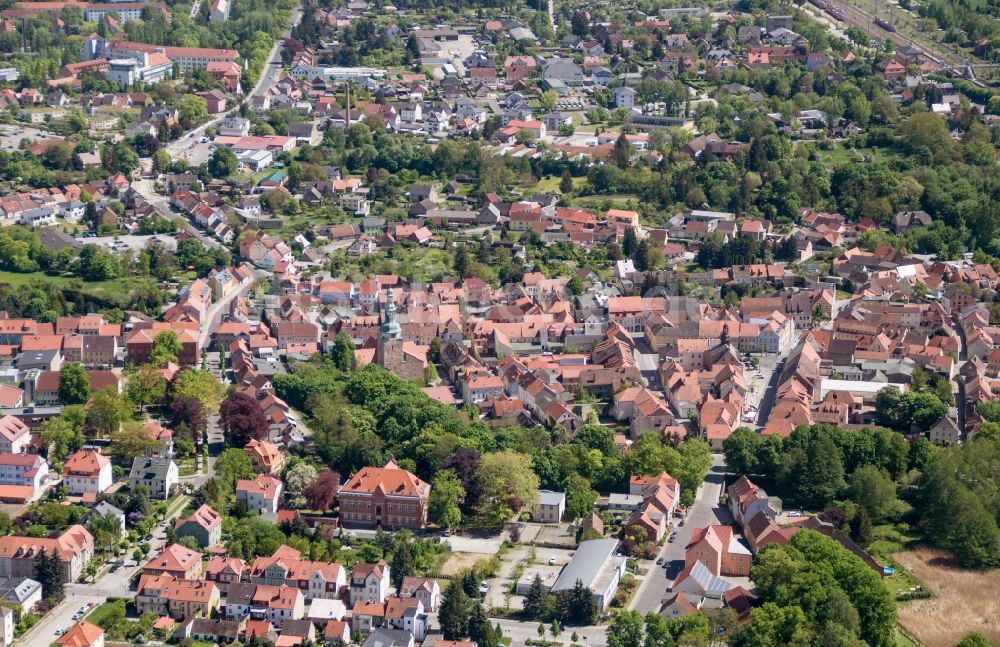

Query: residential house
684;525;752;577
142;543;204;580
128;456;179;500
236;475;283;514
244;439;286;475
0;525;94;582
349;561;390;605
174;505;223;548
56;622;104;647
398;576;441;612
537;490;565;523
62;450;112;496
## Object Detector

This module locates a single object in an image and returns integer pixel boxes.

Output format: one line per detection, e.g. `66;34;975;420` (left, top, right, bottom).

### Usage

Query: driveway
629;453;731;614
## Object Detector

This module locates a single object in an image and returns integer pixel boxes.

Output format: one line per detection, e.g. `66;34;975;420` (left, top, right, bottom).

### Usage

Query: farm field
894;547;1000;646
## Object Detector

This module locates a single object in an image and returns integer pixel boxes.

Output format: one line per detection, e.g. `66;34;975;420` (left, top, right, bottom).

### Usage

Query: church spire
380;288;401;340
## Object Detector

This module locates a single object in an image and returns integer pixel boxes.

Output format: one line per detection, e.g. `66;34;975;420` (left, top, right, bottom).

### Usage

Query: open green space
0;270;160;300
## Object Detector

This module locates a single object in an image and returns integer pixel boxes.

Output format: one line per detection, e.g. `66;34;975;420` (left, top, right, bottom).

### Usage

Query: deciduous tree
59;362;90;405
219;391;268;447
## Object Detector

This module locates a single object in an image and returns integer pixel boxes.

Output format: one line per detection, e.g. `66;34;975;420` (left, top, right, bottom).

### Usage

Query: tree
305;470;340;511
955;632;994;647
215;448;254;487
219;391;268;447
567;274;583;295
564;475;597;519
474;450;540;528
208;146;238;178
781;432;846;509
850;504;873;549
428;469;465;529
557;579;596;625
284;463;317;509
59;362;90;405
611;133;633;168
331;332;354;372
608;610;644;647
152;148;171;174
524;574;547;620
723;427;762;475
128;364;166;412
390;540;415;590
847;466;896;522
173;369;225;413
559;169;573;194
149;330;183;367
89;510;123;557
109;420;161;458
41;409;86;462
734;603;810;647
171;395;208;439
453;244;470;279
35;548;64;602
439;579;469;640
622;227;638;258
88;386;129;437
468;603;497;646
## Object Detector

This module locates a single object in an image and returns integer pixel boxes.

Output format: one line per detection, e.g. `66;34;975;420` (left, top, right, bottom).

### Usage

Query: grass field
536;176;586;193
895;547;1000;646
0;271;160;301
811;145;891;167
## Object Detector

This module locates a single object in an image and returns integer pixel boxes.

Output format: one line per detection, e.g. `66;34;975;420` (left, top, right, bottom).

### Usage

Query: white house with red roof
236;475;283;514
62;449;112;496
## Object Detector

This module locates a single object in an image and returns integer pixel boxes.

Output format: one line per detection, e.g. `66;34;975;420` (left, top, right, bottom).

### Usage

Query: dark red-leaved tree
305;470;341;511
219;391;268;447
171;395;208;437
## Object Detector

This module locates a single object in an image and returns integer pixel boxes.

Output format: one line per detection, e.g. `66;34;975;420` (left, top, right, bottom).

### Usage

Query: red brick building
337;460;430;530
125;323;199;366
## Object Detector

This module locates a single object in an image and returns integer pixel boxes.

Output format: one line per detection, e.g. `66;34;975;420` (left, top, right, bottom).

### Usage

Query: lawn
894;547;1000;646
811;145;891;167
83;599;123;626
895;627;919;647
536;175;586;194
0;270;74;287
573;194;641;210
0;271;160;301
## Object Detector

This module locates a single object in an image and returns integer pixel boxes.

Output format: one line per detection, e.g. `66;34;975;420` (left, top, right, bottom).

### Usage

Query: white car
548;556;557;565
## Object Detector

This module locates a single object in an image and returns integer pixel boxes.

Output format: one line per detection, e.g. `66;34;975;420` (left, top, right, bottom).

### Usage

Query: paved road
131;178;223;251
198;270;265;349
20;496;191;646
164;3;303;161
629;454;730;614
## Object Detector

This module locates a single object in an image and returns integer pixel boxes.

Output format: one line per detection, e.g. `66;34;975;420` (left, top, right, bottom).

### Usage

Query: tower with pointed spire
377;287;421;376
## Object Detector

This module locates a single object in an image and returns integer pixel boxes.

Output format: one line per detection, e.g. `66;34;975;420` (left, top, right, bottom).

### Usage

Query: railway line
810;0;965;66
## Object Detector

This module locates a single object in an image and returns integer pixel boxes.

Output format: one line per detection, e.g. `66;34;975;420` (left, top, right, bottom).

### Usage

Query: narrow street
198;269;266;350
629;454;730;614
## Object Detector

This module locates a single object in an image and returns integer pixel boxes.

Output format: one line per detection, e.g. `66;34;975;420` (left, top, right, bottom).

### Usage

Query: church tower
376;287;403;366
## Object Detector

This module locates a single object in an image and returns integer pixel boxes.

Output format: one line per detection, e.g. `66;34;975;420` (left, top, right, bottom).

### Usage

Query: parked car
548;556;557;565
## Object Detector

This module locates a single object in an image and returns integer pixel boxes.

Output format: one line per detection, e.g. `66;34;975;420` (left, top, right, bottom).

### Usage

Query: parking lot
86;233;179;252
0;125;54;152
482;543;577;610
